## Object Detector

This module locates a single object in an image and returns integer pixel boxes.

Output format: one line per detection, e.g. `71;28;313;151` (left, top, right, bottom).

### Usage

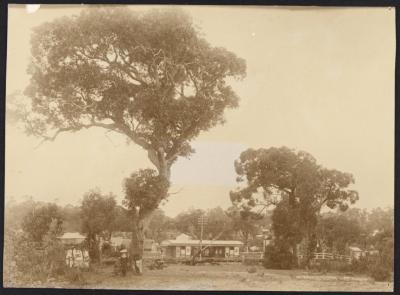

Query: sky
5;5;395;217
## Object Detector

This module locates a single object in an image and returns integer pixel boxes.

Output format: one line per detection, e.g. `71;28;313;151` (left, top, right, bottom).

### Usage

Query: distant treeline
4;196;272;245
5;196;393;251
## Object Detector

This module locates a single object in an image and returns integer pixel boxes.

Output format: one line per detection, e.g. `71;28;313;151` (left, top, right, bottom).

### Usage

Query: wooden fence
241;251;264;262
155;251;264;264
298;252;352;263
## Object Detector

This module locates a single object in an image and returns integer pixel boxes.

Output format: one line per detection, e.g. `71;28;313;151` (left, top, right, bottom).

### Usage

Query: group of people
65;246;90;269
65;244;149;277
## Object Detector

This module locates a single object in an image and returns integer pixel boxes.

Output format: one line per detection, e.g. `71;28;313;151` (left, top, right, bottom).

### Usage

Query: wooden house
160;233;243;261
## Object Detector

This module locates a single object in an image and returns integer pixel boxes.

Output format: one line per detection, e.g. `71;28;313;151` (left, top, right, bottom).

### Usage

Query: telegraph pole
197;215;207;261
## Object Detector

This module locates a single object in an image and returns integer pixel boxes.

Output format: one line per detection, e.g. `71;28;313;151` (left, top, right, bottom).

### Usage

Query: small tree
21;203;63;244
80;189;117;261
123;169;169;260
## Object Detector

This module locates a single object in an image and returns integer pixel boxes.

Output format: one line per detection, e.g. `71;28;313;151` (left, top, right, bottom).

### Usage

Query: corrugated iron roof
160;239;243;247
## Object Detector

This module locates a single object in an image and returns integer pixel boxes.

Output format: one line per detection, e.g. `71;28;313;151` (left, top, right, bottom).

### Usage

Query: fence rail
298;252;351;263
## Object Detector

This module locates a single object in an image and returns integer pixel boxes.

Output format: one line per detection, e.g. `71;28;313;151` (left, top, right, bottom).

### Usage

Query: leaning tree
16;7;246;265
230;146;359;264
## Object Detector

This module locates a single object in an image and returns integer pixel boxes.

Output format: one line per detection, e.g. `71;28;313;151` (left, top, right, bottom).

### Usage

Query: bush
349;256;370;274
370;263;391;282
3;221;68;286
263;244;296;269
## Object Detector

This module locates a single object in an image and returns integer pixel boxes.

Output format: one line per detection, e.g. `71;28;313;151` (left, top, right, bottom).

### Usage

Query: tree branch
34;121;125;149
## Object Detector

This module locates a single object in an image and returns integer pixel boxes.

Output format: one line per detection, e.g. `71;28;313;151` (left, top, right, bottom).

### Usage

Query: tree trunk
243;231;249;252
304;226;317;268
291;241;298;268
130;214;145;274
131;149;171;274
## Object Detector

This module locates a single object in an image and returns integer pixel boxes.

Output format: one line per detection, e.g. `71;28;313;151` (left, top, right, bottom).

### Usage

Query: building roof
160;239;243;247
348;246;362;252
58;232;86;240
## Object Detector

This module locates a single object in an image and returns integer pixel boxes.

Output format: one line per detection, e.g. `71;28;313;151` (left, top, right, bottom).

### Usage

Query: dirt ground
58;262;393;291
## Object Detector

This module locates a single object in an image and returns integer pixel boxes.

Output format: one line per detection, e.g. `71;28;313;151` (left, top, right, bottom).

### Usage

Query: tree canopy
123;169;170;219
230;146;359;265
21;203;63;243
80;189;117;260
230;146;359;214
20;7;246;180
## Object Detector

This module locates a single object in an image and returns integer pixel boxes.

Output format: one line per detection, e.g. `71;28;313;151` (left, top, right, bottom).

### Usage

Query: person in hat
120;249;128;276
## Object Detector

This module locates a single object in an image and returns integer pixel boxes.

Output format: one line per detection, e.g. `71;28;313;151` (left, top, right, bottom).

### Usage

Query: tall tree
17;7;246;264
80;189;117;260
230;146;359;264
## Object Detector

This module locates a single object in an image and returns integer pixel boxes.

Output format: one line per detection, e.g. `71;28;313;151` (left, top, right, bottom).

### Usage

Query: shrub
370;263;391;282
3;220;68;286
349;256;370;274
263;244;296;269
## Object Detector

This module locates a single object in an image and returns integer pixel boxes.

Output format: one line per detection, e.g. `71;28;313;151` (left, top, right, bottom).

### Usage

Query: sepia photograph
3;4;395;291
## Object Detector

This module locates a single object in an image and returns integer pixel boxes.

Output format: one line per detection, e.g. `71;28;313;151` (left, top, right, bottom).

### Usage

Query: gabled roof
59;232;86;240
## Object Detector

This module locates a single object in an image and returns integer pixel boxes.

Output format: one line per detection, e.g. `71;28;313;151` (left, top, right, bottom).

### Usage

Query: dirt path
62;263;393;291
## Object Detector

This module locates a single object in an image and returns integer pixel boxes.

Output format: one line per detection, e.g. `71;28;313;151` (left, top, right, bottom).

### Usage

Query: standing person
120;249;128;276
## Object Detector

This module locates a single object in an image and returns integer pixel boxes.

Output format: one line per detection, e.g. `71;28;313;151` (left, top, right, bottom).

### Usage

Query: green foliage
231;146;359;263
174;208;205;238
5;197;38;231
21;203;63;243
4;224;67;286
226;206;262;242
112;205;134;233
172;206;257;241
61;204;82;232
231;147;358;214
317;211;364;254
81;189;117;236
20;7;246;177
263;243;296;269
17;8;246;258
272;199;303;249
123;169;170;219
203;207;233;240
145;208;176;243
369;262;391;282
81;189;117;260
